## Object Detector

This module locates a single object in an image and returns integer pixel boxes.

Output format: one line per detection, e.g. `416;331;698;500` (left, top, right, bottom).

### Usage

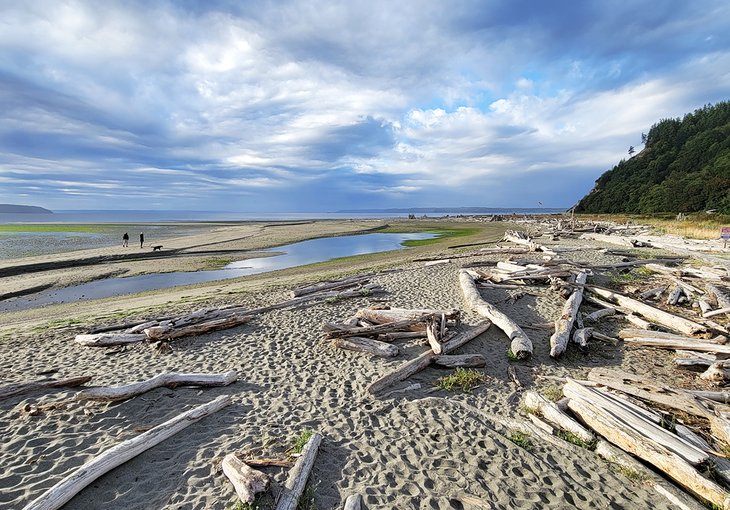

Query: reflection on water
0;232;434;312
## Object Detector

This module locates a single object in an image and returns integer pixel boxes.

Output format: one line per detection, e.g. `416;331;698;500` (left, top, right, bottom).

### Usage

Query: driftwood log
343;494;362;510
459;269;532;359
622;336;730;354
523;391;594;443
74;333;147;346
275;432;322;510
144;315;254;341
564;382;729;509
432;354;486;368
291;274;372;297
550;271;588;358
587;286;707;335
22;395;232;510
76;371;238;401
367;320;491;395
0;376;92;401
331;337;399;357
222;454;271;503
356;307;460;324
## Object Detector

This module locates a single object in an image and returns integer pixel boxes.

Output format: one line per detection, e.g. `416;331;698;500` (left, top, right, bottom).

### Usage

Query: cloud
0;1;728;211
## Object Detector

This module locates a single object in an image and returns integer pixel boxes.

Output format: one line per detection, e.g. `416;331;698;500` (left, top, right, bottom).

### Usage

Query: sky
1;1;729;212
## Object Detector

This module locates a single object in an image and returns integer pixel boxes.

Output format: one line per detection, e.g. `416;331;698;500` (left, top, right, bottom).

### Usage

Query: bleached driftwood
145;315;254;341
704;307;730;319
425;319;442;354
343;494;362;510
74;333;147;346
76;371;238;401
22;395;231;510
622;336;730;354
377;331;426;341
701;362;730;384
587;286;707;335
290;274;372;297
667;285;685;306
331;336;399;357
640;285;668;301
367;321;491;395
222;454;271;503
459;269;532;359
0;376;92;401
550;271;588;358
356;307;460;324
432;354;486;368
572;328;593;348
275;432;322;510
523;391;593;443
325;318;427;339
564;382;729;509
583;308;615;322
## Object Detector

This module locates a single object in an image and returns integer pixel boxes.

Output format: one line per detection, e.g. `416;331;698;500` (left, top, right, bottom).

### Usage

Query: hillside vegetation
576;101;730;214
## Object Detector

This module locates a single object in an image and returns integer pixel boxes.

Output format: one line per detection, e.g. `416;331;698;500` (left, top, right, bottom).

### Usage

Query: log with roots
22;395;232;510
458;269;532;359
76;371;238;401
550;271;588;358
222;454;271;504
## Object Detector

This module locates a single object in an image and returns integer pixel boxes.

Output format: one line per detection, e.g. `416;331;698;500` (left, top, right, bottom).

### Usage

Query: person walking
140;232;144;248
122;232;129;247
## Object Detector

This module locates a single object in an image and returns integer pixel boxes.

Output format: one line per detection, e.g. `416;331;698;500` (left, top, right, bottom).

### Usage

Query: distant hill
576;101;730;214
0;204;53;214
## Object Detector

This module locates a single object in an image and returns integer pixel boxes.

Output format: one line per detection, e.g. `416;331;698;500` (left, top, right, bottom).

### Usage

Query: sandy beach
0;218;719;509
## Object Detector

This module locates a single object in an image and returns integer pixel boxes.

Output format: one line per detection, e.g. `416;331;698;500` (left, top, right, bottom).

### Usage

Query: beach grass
578;212;730;240
436;368;486;392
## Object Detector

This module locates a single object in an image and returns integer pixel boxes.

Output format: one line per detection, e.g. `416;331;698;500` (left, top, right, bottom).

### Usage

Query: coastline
0;217;715;509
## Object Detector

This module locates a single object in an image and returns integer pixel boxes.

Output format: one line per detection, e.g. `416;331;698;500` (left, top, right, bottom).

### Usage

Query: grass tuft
436;368;486;393
508;431;534;452
291;430;314;455
555;430;597;450
541;385;563;402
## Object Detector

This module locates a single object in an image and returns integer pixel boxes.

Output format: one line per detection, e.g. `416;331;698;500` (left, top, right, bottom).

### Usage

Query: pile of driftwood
522;368;730;509
323;307;476;360
74;279;385;348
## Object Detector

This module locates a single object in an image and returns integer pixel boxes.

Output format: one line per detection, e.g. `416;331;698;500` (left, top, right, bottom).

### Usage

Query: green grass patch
201;257;233;269
0;224;114;233
436;367;486;392
541;385;563;402
291;430;314;455
607;266;654;286
508;431;534;452
613;464;651;483
400;228;481;247
555;430;597;450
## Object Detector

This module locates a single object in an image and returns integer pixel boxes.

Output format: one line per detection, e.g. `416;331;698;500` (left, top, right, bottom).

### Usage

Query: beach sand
0;219;710;509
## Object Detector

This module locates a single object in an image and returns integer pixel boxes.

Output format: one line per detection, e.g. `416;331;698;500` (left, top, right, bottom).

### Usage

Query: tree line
575;101;730;214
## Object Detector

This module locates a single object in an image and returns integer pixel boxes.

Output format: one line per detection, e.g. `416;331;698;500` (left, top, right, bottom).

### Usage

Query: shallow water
0;232;434;311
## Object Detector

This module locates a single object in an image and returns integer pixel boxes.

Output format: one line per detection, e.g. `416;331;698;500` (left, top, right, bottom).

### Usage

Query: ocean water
0;208;566;224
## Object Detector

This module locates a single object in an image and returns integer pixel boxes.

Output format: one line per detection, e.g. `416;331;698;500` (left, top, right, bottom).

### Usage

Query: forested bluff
576;101;730;214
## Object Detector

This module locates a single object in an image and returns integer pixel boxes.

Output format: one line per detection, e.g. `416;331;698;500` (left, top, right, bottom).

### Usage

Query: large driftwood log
222;454;271;503
0;376;92;401
432;354;486;368
74;333;147;346
523;391;594;442
564;384;730;509
356;307;460;324
550;271;588;358
564;382;707;465
587;286;707;335
331;337;399;357
325;318;428;339
144;315;254;341
459;270;532;359
77;371;238;401
275;432;322;510
22;395;232;510
291;274;372;297
622;336;730;354
367;320;491;395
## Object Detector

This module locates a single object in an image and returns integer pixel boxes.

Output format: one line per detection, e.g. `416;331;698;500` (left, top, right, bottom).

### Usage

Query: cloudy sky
1;1;729;212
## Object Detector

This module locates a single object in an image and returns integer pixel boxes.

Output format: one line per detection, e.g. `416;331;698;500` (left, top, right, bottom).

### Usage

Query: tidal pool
0;232;435;311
